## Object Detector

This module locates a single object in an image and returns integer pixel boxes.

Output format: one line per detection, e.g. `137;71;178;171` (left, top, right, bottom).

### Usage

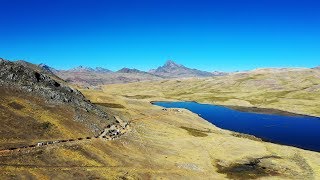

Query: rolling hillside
101;67;320;117
0;59;118;150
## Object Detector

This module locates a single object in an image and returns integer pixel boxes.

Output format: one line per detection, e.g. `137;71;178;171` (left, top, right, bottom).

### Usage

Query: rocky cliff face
0;58;109;118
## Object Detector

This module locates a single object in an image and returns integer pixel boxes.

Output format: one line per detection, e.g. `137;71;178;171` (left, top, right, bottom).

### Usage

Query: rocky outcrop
0;59;109;118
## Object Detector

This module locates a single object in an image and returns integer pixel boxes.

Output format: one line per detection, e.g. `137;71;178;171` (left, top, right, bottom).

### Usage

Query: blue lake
153;101;320;152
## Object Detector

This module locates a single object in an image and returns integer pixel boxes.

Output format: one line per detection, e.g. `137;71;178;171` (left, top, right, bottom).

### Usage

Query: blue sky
1;0;319;72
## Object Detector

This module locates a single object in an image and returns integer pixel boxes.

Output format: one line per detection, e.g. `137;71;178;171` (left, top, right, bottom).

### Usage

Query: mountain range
6;59;318;87
38;60;228;86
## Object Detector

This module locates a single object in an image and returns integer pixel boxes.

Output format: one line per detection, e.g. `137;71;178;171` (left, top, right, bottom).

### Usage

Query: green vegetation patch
217;156;281;180
94;103;125;109
231;132;262;142
41;122;53;130
8;102;25;110
180;126;208;137
236;76;257;84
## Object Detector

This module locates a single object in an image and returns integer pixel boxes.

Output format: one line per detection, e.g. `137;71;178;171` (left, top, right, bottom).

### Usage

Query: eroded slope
0;59;118;150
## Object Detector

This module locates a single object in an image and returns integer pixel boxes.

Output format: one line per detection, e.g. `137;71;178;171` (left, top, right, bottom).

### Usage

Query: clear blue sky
1;0;319;71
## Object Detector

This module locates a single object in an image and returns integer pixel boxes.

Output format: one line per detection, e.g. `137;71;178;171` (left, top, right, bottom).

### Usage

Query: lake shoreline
152;101;320;153
150;100;320;118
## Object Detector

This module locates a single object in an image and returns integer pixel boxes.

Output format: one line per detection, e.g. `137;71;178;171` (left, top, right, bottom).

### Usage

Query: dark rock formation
0;59;109;118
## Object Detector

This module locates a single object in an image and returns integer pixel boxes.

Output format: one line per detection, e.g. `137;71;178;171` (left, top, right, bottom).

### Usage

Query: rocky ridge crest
0;58;109;118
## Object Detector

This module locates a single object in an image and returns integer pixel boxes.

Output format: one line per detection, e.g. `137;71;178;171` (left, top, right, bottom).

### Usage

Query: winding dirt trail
0;118;130;156
0;108;178;156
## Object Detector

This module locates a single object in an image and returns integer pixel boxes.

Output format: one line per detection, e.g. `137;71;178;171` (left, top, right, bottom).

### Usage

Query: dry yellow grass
0;86;108;150
77;89;320;179
98;68;320;117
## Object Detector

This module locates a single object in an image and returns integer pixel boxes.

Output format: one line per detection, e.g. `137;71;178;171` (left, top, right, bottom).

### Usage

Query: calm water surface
153;101;320;152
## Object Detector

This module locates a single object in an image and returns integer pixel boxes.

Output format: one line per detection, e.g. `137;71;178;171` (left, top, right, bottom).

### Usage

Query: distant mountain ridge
38;63;59;74
95;67;112;73
67;66;112;73
117;68;146;74
149;60;213;78
9;59;228;86
313;66;320;70
54;66;163;86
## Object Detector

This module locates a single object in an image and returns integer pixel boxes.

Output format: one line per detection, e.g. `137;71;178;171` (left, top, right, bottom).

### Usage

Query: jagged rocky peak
149;60;213;78
150;60;186;74
163;60;182;68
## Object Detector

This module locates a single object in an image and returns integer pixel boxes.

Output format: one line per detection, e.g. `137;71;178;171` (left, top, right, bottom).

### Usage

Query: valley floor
84;88;320;179
1;82;320;179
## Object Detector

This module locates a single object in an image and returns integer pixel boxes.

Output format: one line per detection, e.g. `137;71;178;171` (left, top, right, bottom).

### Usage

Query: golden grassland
0;87;108;150
84;86;320;179
1;69;320;179
98;68;320;117
1;90;320;179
